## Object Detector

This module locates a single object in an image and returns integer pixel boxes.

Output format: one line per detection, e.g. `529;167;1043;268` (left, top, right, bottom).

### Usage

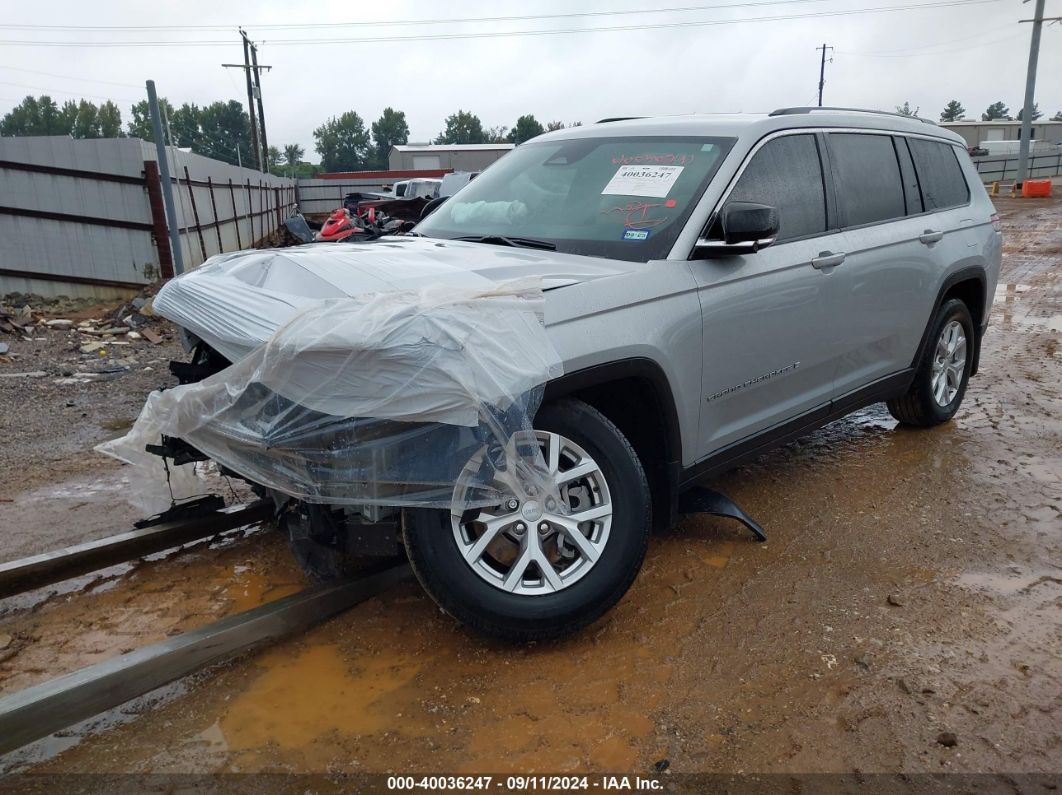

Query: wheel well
546;376;676;531
942;278;985;331
941;277;986;374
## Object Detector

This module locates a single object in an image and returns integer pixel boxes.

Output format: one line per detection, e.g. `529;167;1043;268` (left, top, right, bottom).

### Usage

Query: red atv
314;208;365;243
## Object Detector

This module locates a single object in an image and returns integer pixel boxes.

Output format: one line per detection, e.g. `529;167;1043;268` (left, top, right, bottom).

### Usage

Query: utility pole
816;43;833;107
1016;0;1058;186
222;30;272;174
145;80;184;275
250;39;269;172
240;30;260;172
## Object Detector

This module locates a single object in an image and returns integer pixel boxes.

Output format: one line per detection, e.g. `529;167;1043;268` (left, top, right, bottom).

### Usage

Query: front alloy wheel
451;431;613;595
403;398;652;642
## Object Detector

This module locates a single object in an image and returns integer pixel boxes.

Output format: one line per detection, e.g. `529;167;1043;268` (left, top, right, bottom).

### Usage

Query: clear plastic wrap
98;279;565;513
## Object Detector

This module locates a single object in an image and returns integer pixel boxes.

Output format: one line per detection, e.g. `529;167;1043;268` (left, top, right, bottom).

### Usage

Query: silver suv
161;108;1004;641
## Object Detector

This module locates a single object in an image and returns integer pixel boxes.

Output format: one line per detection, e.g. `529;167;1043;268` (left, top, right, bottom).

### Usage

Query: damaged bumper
97;247;565;514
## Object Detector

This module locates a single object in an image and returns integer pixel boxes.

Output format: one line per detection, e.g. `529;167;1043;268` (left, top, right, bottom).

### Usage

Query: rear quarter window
828;133;906;227
907;138;971;210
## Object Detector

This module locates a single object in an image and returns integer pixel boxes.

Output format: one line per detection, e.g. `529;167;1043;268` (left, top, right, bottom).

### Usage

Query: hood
154;237;630;362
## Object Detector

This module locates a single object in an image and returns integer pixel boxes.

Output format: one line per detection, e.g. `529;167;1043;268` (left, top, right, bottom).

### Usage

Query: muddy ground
0;196;1058;781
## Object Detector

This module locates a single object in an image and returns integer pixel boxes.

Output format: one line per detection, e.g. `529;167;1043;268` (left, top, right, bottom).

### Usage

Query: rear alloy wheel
887;297;975;426
403;398;651;642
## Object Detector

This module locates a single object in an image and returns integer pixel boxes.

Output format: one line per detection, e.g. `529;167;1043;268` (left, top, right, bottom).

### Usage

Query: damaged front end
96;247;565;561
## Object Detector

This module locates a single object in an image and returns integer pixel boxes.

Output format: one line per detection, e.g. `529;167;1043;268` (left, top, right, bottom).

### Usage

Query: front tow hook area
678;487;768;542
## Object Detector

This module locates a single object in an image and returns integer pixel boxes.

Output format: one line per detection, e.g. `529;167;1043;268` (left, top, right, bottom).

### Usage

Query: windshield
415;135;735;261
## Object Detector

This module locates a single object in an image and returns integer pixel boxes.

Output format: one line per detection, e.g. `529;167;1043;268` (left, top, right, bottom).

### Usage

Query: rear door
690;132;848;455
825;131;940;398
905;136;983;294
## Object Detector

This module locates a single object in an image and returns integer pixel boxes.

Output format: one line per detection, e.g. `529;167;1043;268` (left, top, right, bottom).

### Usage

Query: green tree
370;107;409;169
314;111;371;172
1052;111;1062;122
545;120;566;132
895;101;919;117
197;100;252;166
58;100;78;133
169;103;201;149
267;145;282;169
96;101;123;137
507;114;545;144
283;143;305;169
1016;103;1042;121
981;101;1010;121
72;99;100;139
485;125;509;143
127;97;175;141
939;100;965;122
434;110;486;144
0;95;78;136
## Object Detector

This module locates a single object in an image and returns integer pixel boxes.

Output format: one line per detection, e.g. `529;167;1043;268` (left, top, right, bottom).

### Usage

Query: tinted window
415;136;734;262
724;134;826;242
907;138;970;210
829;133;906;226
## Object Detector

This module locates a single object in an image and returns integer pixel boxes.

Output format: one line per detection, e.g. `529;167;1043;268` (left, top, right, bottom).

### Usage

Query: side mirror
694;201;780;257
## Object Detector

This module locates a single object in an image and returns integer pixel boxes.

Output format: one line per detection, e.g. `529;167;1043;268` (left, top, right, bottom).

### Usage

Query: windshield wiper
454;234;556;251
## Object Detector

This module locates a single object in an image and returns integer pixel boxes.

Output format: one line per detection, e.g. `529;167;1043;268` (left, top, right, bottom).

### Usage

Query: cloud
0;0;1055;159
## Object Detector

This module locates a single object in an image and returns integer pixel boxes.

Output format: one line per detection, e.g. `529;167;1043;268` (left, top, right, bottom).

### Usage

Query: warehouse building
388;143;515;172
940;120;1062;149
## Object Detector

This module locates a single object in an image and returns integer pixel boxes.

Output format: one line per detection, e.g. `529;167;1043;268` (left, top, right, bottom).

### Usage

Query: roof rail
769;106;937;126
595;117;644;124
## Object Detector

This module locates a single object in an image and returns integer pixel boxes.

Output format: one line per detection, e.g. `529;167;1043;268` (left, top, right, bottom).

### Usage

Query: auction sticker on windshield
602;165;684;198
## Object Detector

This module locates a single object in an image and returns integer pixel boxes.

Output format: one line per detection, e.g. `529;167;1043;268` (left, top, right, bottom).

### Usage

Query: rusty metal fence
0;136;295;299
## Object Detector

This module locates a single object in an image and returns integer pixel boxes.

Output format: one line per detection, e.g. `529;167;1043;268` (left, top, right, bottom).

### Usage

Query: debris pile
0;288;171;383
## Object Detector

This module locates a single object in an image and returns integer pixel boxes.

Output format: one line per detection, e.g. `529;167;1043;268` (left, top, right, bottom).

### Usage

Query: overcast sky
1;0;1058;160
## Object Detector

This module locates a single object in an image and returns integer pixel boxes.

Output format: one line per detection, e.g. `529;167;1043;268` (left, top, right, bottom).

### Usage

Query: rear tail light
991;212;1002;232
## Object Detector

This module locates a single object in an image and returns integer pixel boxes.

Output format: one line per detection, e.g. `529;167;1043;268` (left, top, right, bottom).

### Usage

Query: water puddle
222;566;302;613
219;643;426;752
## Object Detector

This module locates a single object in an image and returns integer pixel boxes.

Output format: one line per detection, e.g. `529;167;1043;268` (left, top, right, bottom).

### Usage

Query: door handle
811;251;846;269
919;229;944;245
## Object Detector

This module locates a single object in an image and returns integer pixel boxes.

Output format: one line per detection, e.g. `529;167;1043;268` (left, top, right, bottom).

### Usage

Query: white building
940;120;1062;149
388;143;515;172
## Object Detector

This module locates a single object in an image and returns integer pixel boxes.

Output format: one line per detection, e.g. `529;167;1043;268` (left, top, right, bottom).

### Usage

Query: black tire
403;398;652;642
887;297;975;427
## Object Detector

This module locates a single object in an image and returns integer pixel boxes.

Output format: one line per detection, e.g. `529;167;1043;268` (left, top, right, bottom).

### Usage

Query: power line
839;25;1024;55
0;0;849;31
0;65;142;89
0;0;1006;47
0;79;139;102
836;29;1031;58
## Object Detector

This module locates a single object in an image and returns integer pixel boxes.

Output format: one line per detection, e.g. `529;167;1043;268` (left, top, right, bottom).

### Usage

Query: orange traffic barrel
1021;179;1053;198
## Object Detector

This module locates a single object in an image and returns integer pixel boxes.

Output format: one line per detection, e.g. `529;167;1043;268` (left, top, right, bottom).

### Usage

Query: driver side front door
689;132;847;458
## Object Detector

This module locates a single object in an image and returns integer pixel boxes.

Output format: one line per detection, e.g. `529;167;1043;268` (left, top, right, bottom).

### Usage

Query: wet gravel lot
0;195;1058;780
